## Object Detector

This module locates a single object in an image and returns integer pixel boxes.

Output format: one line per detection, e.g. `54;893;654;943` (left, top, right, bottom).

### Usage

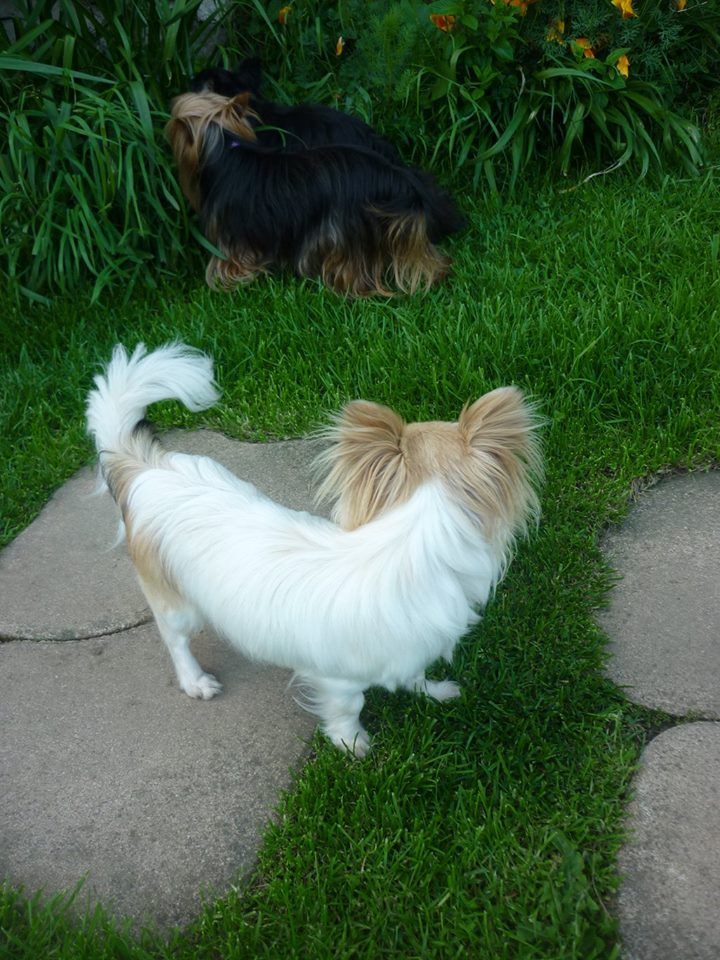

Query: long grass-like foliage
0;0;234;302
412;64;705;192
1;77;185;303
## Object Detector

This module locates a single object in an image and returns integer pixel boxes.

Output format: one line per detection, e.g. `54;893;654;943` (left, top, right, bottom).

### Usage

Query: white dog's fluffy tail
86;342;219;458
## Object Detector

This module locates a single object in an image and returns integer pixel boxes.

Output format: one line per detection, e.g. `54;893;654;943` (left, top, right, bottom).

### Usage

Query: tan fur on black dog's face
165;92;259;211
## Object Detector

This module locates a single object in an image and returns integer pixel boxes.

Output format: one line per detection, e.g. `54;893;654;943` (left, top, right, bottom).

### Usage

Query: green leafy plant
1;78;187;302
3;0;224;99
240;0;713;187
0;0;234;301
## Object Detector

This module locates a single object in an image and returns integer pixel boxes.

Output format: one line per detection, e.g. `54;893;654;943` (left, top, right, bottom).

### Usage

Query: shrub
239;0;714;186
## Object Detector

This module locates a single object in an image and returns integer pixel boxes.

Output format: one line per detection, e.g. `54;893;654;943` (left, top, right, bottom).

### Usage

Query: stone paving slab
617;722;720;960
0;431;324;641
0;430;325;927
0;622;316;928
598;471;720;717
0;466;151;641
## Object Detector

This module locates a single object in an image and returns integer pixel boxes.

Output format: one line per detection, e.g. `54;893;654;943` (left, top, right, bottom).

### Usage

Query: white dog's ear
314;400;409;529
335;400;404;445
455;386;543;540
459;387;538;462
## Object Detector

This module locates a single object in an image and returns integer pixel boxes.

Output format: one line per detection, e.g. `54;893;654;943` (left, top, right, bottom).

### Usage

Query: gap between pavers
0;431;324;927
599;471;720;960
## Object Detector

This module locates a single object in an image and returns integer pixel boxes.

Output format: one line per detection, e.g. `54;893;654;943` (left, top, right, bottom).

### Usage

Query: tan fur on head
165;91;259;211
315;388;543;554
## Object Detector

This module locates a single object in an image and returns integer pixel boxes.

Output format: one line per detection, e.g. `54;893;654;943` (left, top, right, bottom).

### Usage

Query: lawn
1;165;719;958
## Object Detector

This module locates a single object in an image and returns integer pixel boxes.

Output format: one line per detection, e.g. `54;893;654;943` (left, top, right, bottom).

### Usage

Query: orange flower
546;18;565;42
612;0;637;19
278;5;291;25
616;54;630;77
335;35;345;56
430;13;456;31
494;0;530;13
574;37;595;58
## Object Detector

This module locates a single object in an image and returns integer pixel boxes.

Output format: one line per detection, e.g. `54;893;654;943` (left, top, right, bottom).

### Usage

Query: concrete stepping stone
0;431;323;926
0;623;315;928
600;471;720;958
617;722;720;960
598;471;720;717
0;431;323;641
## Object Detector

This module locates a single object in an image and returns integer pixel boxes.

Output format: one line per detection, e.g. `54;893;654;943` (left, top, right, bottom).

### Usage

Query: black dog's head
190;58;263;98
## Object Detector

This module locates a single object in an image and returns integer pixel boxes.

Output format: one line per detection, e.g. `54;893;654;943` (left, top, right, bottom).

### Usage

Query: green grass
1;167;719;958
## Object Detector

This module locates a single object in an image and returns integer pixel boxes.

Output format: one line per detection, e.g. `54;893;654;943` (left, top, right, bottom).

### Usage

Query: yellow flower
546;18;565;42
278;5;291;25
616;54;630;77
430;13;456;31
574;37;596;58
612;0;637;19
335;35;345;56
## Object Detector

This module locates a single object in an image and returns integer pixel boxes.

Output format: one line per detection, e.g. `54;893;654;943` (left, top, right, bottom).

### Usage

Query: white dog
86;343;541;756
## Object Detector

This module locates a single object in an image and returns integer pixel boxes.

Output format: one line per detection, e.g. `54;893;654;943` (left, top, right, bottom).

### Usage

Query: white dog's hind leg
298;677;369;757
406;676;461;701
141;583;222;700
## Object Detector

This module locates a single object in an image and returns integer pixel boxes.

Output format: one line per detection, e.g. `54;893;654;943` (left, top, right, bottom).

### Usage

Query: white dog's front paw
424;679;461;702
181;672;223;700
327;727;371;759
344;730;371;759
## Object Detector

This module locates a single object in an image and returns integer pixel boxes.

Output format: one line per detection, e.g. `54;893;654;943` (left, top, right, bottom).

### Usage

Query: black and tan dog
166;59;464;297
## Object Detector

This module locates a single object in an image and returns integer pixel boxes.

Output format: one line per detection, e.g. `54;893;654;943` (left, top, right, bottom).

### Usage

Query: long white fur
86;344;512;756
86;342;220;453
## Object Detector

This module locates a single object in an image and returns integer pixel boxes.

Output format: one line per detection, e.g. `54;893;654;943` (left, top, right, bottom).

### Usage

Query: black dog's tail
400;166;466;242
